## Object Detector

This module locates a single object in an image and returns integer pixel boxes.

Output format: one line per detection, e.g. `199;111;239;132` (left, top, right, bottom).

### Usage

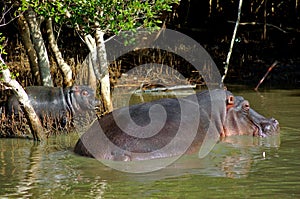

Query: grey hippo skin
74;89;279;161
7;85;97;127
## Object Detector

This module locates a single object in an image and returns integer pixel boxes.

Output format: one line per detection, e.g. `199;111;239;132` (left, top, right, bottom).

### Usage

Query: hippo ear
226;95;234;105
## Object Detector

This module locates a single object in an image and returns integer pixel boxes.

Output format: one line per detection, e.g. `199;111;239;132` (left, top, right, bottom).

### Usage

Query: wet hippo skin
74;89;279;161
6;85;97;126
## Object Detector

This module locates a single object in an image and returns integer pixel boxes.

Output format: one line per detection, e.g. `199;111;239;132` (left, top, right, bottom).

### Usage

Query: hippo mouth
86;100;99;110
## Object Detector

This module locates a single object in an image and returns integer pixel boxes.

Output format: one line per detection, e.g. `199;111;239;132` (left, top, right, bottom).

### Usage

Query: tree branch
95;25;113;112
254;61;278;91
46;18;73;87
227;21;287;33
0;57;45;141
222;0;243;83
0;4;25;27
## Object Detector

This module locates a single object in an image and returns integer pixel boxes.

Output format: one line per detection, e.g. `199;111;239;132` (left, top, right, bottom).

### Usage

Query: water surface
0;88;299;198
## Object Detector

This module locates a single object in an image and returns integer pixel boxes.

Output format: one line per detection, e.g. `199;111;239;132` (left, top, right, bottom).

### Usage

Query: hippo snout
259;118;280;137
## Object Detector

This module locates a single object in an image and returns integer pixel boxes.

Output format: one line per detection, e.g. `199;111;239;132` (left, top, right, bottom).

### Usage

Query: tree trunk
46;18;73;87
17;14;41;85
263;0;267;40
221;0;243;83
87;53;97;91
82;34;98;91
24;8;53;87
1;58;45;141
297;0;299;19
95;28;113;112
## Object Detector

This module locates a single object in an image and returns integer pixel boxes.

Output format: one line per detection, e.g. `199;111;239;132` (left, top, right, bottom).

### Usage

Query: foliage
0;33;7;55
0;33;8;71
0;33;18;79
18;0;179;34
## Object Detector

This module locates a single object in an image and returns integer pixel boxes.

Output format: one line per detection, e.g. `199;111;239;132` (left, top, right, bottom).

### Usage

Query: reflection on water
0;88;299;198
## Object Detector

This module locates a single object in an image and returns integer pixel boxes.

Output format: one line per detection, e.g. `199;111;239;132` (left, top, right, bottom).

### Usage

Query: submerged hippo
7;85;97;127
74;89;279;161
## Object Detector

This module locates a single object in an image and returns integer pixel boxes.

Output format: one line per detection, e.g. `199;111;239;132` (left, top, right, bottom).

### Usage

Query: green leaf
16;0;177;35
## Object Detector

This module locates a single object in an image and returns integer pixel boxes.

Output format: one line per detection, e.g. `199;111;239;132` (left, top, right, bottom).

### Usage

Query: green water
0;88;299;198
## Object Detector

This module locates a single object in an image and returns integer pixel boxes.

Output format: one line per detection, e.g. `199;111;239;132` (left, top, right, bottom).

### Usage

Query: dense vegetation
1;0;299;88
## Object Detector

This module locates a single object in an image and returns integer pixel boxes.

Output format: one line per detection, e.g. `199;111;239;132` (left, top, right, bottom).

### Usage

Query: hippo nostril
269;118;279;129
273;118;279;125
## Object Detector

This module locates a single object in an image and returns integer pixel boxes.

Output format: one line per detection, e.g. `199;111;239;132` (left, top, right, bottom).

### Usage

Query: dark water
0;88;299;198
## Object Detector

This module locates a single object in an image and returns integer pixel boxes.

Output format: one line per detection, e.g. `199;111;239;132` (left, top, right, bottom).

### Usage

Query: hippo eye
82;90;89;96
242;102;250;111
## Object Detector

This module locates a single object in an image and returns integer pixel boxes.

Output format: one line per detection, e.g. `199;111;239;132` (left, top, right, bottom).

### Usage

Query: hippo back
7;86;67;118
74;89;230;160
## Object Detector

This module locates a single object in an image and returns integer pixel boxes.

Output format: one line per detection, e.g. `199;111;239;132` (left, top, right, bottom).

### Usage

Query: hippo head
223;94;279;137
66;85;98;115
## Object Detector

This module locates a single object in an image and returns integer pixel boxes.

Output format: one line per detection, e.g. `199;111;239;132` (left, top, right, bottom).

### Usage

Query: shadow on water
0;88;299;198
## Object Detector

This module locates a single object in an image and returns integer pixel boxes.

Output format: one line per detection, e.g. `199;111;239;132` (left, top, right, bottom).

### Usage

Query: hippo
6;85;97;127
74;89;279;161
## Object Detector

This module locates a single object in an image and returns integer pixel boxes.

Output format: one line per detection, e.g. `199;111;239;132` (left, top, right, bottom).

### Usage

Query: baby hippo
6;85;97;127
